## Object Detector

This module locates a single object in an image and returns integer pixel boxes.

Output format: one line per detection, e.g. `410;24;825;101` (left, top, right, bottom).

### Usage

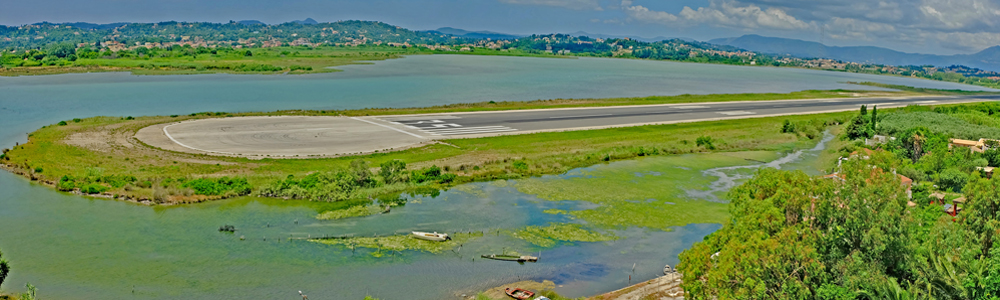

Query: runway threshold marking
390;118;520;136
350;117;426;139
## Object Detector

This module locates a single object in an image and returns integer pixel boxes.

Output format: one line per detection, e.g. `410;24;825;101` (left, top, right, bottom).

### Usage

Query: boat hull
411;231;449;242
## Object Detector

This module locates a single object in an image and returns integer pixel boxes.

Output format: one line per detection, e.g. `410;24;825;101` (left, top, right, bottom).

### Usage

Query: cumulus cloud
622;0;814;31
619;0;1000;52
498;0;603;11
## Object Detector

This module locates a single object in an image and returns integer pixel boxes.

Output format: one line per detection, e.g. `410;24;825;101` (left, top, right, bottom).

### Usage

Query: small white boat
411;231;450;242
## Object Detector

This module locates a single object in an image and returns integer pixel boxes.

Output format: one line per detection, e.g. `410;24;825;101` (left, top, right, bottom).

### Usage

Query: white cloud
498;0;603;11
621;0;813;31
623;4;678;24
616;0;1000;52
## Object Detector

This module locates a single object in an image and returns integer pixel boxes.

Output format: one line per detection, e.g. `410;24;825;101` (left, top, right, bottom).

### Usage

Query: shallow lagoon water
0;55;985;299
0;170;720;299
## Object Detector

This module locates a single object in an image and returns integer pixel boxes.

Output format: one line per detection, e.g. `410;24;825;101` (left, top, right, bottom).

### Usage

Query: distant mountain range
423;27;693;43
710;34;1000;72
423;27;522;40
563;31;694;43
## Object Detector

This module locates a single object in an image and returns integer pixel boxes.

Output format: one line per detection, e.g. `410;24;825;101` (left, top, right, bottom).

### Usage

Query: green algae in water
513;152;780;229
571;200;727;230
543;209;568;215
316;205;383;220
511;223;618;247
449;184;489;198
310;232;482;256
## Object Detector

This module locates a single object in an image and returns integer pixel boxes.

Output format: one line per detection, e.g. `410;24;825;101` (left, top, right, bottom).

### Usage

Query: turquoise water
0;55;991;299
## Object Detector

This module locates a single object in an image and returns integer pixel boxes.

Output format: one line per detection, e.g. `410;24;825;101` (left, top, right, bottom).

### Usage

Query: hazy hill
710;34;1000;71
291;18;318;25
424;27;521;40
564;31;694;43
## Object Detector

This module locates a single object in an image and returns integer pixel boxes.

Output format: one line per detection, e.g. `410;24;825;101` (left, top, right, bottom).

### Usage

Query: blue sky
2;0;996;55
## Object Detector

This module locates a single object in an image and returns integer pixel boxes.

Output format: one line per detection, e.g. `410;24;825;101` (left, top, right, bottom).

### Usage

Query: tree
350;159;373;187
379;160;406;184
861;104;868;116
869;105;878;133
940;168;970;192
0;249;8;290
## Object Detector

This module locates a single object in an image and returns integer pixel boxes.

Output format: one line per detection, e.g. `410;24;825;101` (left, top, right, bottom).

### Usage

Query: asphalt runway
136;94;1000;158
376;94;1000;137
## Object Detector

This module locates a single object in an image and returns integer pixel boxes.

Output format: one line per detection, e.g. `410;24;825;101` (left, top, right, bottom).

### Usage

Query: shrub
57;121;68;126
57;175;76;191
695;136;716;150
72;118;81;123
33;167;42;173
80;183;108;194
781;119;797;133
182;177;251;196
512;160;529;171
423;165;441;178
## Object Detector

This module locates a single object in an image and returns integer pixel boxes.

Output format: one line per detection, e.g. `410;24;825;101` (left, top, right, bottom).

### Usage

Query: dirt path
589;273;684;300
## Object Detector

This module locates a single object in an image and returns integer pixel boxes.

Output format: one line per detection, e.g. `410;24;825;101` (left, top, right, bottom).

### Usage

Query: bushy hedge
181;177;252;196
57;175;138;192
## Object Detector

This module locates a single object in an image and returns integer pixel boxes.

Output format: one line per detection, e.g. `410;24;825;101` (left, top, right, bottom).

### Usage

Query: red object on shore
505;288;535;300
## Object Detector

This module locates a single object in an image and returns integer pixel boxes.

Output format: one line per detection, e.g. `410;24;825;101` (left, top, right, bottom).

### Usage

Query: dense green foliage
680;155;907;299
679;102;1000;299
0;249;9;290
181;177;251;196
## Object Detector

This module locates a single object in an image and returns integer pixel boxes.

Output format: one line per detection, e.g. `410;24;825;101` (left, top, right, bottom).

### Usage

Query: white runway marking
162;123;239;155
717;111;756;116
350;117;426;139
673;105;709;109
915;100;939;104
421;126;518;135
818;100;841;103
548;114;613;119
